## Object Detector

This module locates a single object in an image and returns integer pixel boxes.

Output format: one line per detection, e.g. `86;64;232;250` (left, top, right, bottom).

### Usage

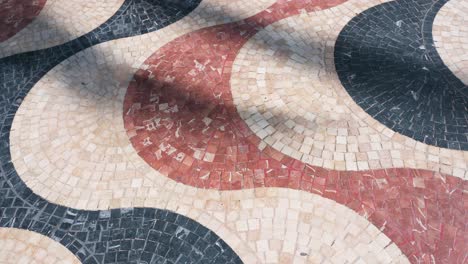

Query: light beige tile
0;228;80;264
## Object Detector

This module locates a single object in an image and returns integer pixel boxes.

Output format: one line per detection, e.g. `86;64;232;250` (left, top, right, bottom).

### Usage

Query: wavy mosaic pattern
1;0;467;263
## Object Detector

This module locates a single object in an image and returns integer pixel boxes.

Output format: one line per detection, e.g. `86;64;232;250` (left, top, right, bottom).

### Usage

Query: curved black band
335;0;467;150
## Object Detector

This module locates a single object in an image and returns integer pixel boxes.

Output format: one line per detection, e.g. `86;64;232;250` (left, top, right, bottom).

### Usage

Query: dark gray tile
334;0;467;150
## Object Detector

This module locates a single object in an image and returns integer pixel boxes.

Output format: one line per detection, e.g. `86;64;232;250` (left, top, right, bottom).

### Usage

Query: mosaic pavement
0;0;466;263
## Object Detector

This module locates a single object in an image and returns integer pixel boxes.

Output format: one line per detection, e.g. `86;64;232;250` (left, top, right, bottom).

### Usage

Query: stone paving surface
0;0;467;263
